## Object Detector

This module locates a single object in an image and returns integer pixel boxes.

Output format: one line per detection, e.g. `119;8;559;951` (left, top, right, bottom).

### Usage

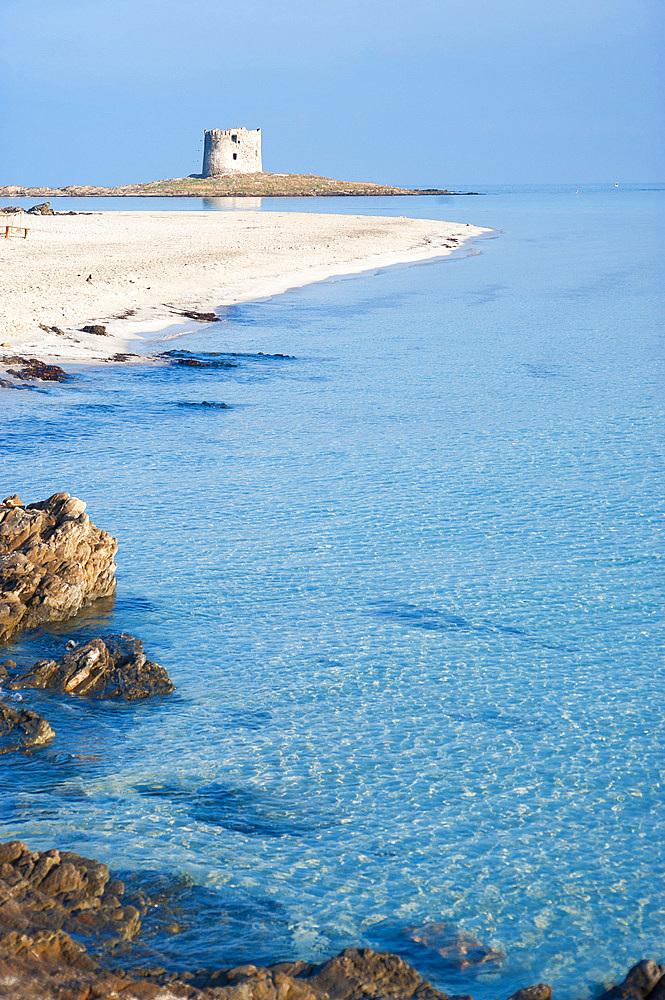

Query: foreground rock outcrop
0;838;449;1000
0;493;117;641
8;633;175;700
602;960;665;1000
0;700;54;754
0;838;560;1000
0;839;661;1000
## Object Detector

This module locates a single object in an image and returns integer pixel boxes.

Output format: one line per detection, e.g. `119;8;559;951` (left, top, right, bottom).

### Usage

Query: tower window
231;134;237;142
233;153;237;160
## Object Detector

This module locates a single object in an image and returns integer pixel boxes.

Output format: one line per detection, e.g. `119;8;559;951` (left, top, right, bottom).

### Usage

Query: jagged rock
403;922;503;970
188;948;452;999
0;700;54;754
1;356;73;382
38;323;67;336
0;839;144;948
0;839;147;998
2;838;660;1000
0;492;117;640
9;633;174;700
0;839;454;1000
25;201;55;215
602;960;665;1000
507;986;553;1000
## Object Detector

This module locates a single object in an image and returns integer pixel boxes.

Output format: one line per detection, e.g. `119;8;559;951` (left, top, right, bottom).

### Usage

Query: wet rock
0;492;117;641
299;947;448;1000
0;839;456;1000
79;324;108;336
0;658;14;681
403;922;503;970
602;960;665;1000
0;838;146;997
0;377;44;391
175;309;221;322
9;633;174;700
0;355;74;382
184;947;451;999
507;986;553;1000
0;700;54;753
159;349;238;369
177;400;230;409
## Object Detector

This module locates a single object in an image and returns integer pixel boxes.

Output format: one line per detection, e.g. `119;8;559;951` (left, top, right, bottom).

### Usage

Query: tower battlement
202;127;262;176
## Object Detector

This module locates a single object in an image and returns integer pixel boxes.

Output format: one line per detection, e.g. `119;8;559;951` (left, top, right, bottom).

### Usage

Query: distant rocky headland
0;172;479;199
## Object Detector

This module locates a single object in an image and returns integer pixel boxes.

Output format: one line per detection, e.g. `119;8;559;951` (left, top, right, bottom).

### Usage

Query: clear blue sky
2;0;663;188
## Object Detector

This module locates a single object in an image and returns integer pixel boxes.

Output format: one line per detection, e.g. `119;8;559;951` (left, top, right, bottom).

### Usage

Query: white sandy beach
0;210;487;374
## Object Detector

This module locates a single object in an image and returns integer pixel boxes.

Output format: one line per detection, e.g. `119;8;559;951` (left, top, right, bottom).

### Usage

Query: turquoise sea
1;185;663;997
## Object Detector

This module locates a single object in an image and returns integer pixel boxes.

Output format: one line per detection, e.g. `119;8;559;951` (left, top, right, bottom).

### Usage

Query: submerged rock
0;492;117;641
159;349;238;369
403;922;503;970
9;633;174;700
177;400;231;409
0;700;54;754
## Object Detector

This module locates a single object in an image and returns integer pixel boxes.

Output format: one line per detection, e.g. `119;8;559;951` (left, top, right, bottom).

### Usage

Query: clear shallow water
1;188;663;997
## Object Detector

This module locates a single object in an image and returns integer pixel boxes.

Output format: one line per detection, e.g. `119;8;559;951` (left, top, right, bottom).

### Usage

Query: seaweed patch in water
134;778;328;838
117;868;291;971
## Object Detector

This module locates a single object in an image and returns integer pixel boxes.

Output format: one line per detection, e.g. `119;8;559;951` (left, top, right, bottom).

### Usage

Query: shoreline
0;209;489;379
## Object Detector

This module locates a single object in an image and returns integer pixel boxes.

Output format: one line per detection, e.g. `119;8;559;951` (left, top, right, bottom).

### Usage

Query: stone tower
202;127;262;176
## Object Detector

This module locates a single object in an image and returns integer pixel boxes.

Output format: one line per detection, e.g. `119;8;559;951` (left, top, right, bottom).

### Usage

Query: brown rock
2;356;74;381
507;986;553;1000
0;699;55;754
0;838;142;951
10;633;174;700
79;325;108;336
0;492;117;640
602;960;665;1000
